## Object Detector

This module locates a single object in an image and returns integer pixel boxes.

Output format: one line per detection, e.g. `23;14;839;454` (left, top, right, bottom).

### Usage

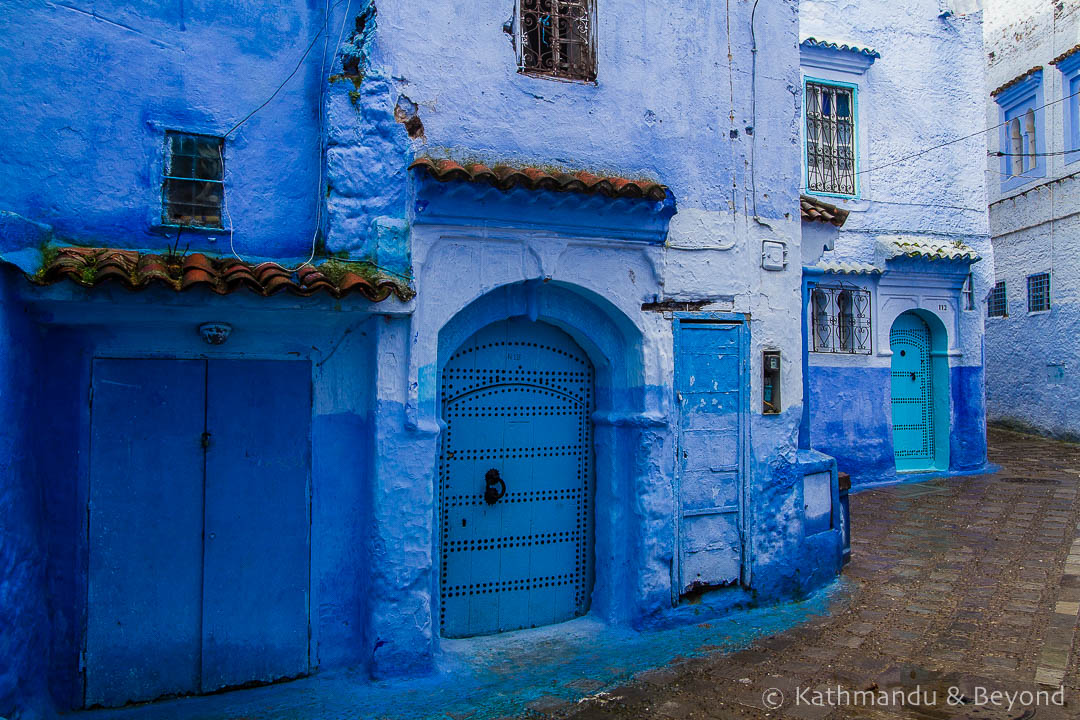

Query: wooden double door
85;358;311;707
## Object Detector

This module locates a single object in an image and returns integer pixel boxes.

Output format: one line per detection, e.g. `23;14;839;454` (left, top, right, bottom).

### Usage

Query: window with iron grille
162;131;224;229
811;285;872;354
805;81;856;196
987;281;1007;317
518;0;596;82
1027;272;1050;312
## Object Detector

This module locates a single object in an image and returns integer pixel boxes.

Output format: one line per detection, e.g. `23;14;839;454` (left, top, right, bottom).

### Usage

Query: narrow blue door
674;319;745;595
86;359;206;707
202;360;311;690
890;313;935;471
439;319;594;637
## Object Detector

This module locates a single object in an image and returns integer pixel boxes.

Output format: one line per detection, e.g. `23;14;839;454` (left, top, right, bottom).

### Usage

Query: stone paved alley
553;428;1080;720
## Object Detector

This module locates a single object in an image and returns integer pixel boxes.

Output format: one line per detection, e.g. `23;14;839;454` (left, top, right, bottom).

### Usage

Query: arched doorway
889;311;948;472
438;317;595;638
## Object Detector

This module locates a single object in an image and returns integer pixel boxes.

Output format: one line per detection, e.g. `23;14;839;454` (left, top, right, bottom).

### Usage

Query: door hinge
200;431;211;449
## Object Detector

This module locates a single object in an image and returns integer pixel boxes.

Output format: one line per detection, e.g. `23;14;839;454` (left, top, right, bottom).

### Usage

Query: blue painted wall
0;269;50;719
0;0;323;260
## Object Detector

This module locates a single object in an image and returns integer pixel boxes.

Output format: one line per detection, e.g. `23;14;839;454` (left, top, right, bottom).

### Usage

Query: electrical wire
748;0;761;219
992;150;1078;157
856;87;1080;176
221;0;352;273
223;0;348;139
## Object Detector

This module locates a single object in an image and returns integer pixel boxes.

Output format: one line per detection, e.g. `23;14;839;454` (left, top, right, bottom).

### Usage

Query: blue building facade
0;0;992;716
983;0;1080;440
799;0;993;487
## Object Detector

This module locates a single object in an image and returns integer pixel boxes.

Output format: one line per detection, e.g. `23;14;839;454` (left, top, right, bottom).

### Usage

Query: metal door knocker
484;468;506;505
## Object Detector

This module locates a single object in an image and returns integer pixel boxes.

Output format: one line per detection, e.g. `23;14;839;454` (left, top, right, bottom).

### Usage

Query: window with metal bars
1027;272;1050;312
162;131;224;229
811;285;872;354
805;81;856;196
987;281;1007;317
518;0;596;82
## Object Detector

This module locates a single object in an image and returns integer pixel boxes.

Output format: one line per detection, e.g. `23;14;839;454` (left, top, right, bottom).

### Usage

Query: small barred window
518;0;596;82
162;131;224;229
811;285;872;354
1027;273;1050;312
987;281;1007;317
805;82;856;196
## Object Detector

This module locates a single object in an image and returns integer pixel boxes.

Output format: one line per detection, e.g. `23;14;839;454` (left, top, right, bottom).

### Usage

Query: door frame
671;312;751;602
888;310;950;472
81;353;315;705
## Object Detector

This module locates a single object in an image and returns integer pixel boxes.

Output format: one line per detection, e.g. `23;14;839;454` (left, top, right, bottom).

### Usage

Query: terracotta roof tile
991;66;1043;97
800;195;850;227
29;246;413;301
1050;44;1080;67
409;157;669;201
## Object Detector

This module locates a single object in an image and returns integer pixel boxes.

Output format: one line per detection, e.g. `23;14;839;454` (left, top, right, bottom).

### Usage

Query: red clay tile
410;156;669;201
800;195;850;227
30;246;413;302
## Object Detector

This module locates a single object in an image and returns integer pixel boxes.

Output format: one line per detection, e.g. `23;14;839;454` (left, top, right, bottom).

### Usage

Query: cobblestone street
556;428;1080;720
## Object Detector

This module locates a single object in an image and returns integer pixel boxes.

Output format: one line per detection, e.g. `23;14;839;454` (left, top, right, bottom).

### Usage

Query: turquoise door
439;319;594;637
890;314;936;471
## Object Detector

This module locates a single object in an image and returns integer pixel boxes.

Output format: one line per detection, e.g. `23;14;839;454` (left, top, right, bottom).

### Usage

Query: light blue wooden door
86;359;206;707
674;319;745;595
890;313;935;471
201;360;311;691
439;319;594;637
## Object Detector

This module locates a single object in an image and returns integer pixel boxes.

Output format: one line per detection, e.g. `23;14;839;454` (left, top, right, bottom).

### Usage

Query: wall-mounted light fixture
198;322;232;345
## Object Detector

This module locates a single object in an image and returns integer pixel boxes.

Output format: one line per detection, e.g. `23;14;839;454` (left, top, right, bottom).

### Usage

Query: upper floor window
811;285;872;354
162;131;223;229
518;0;596;82
987;280;1007;317
805;81;857;197
993;68;1044;190
1053;49;1080;163
1027;272;1050;312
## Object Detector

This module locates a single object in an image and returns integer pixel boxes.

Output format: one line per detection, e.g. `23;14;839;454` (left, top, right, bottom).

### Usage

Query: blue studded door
890;313;935;471
439;319;595;638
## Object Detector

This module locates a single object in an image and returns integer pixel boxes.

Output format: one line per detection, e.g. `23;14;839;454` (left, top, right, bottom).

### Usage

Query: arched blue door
890;313;935;471
439;319;595;638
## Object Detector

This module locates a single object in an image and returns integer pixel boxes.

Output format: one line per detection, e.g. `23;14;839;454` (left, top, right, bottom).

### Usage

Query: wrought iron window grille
805;82;856;196
987;280;1008;317
811;284;872;354
518;0;597;82
1027;272;1050;312
162;131;224;230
